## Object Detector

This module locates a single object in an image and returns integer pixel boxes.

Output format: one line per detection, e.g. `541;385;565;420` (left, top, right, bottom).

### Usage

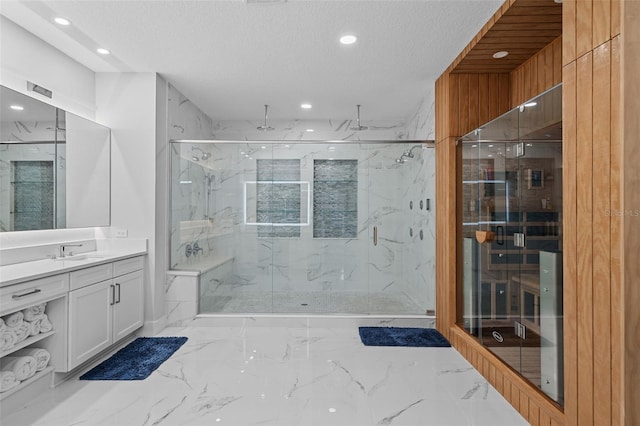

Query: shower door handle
496;226;504;246
373;226;378;246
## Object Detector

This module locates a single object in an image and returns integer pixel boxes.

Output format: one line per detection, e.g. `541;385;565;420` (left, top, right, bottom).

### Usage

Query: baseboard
141;315;167;336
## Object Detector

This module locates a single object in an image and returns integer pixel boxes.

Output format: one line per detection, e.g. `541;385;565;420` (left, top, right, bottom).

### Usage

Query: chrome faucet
59;243;83;258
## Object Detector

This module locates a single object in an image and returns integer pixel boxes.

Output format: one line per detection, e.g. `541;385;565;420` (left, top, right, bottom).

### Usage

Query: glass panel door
459;84;563;406
516;86;563;402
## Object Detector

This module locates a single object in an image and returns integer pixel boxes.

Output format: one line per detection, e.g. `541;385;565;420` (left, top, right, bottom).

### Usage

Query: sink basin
53;255;89;261
53;254;105;262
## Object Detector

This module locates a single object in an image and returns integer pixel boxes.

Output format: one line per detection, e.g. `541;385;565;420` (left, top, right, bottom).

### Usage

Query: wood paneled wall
622;3;640;423
510;36;562;108
561;0;638;424
435;1;638;425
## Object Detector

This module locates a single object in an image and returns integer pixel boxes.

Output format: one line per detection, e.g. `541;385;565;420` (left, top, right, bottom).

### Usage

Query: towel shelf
0;366;54;401
0;331;55;359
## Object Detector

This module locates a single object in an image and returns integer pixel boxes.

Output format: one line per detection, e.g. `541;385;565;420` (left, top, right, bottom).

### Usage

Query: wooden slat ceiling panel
451;0;562;74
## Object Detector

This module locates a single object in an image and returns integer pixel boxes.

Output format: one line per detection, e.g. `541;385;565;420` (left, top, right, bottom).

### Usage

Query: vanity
0;240;147;409
0;85;147;412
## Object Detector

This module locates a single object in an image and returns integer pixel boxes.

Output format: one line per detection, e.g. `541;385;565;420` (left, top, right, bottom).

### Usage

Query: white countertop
0;248;147;288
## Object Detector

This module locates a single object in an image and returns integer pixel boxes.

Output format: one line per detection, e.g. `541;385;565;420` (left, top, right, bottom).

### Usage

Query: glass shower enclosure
170;141;435;316
459;85;563;405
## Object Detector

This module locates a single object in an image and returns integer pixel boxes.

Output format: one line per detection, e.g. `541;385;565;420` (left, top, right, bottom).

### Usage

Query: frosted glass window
256;159;301;238
313;160;357;238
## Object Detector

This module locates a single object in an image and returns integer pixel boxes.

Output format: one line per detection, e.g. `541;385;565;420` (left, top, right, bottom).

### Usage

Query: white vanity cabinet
0;274;69;401
67;256;144;370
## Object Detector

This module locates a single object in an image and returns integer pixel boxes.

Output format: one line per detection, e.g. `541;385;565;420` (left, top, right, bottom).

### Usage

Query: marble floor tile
2;317;527;426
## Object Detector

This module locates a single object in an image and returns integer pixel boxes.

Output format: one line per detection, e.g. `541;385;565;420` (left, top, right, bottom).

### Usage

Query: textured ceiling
1;0;503;121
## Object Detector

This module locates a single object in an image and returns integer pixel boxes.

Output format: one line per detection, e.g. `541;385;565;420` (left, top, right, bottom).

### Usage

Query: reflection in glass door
460;85;563;405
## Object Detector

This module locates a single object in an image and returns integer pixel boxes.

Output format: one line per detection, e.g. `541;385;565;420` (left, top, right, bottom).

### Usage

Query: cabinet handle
12;288;42;299
110;285;115;306
116;283;121;304
373;226;378;246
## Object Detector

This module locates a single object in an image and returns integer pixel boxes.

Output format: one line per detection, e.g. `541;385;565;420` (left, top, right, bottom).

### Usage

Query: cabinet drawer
0;274;69;315
70;264;113;291
113;256;143;277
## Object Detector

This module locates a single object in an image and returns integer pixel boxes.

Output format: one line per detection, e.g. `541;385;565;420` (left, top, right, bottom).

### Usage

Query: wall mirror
0;85;111;231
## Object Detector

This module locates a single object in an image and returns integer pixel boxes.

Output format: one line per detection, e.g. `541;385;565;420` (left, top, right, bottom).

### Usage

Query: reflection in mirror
0;85;111;231
62;112;111;228
0;87;58;231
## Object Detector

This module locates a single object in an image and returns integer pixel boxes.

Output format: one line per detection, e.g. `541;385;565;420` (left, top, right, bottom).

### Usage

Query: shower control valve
192;241;203;255
186;242;203;257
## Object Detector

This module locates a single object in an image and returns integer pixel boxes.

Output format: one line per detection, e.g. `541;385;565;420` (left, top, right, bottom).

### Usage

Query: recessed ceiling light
471;144;477;148
488;154;493;157
339;34;358;45
54;17;71;26
300;103;312;109
488;144;494;148
493;51;509;59
305;129;314;132
96;48;110;55
10;105;24;111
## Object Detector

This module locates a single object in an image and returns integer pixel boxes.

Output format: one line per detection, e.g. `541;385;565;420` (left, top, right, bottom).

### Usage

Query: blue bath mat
79;337;188;380
359;327;450;347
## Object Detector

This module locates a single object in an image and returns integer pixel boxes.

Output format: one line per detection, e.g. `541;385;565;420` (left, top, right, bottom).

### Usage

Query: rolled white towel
22;303;46;322
28;318;43;336
0;331;17;351
39;314;53;333
3;311;24;328
0;370;18;393
13;348;50;371
0;356;37;381
9;322;31;344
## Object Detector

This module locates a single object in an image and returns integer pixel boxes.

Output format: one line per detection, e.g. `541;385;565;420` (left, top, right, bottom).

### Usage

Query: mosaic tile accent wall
257;159;301;238
313;160;357;238
12;161;54;231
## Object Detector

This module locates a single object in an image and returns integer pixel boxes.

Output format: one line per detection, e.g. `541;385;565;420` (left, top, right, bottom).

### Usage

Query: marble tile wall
171;142;435;314
167;86;437;315
212;119;412;141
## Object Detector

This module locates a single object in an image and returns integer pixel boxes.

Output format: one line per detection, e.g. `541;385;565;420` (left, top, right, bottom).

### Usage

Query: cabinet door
112;270;144;343
68;280;113;370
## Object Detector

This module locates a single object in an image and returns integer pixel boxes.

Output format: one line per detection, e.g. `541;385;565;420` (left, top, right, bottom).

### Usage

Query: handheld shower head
257;104;275;131
349;105;368;131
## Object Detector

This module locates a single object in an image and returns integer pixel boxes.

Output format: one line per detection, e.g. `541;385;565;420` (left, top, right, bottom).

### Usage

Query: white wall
0;16;106;249
0;16;96;119
95;72;162;332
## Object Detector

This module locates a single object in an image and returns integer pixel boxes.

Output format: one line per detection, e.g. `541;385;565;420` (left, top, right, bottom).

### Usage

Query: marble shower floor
3;317;527;426
200;290;426;315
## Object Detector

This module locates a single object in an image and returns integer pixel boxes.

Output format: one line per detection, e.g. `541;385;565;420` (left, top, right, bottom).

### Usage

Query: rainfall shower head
349;105;368;131
257;105;275;131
